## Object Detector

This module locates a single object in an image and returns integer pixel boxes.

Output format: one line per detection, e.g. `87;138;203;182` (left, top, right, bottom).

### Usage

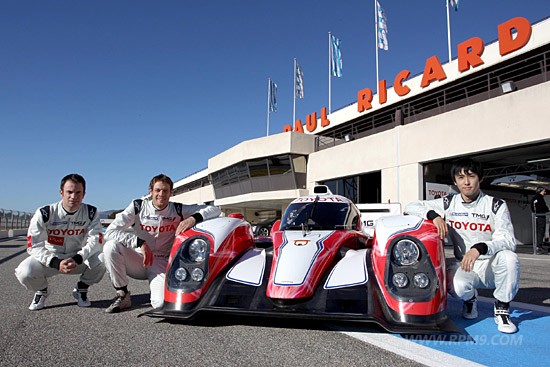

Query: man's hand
176;217;197;235
461;248;480;272
59;258;77;274
141;242;153;267
433;216;448;240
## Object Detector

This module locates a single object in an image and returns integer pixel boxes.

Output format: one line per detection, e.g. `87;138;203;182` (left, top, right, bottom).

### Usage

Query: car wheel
257;226;270;237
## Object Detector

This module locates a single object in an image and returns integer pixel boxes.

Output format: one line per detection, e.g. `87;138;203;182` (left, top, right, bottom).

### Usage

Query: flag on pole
330;34;343;77
295;63;304;99
269;80;277;112
376;1;389;51
449;0;459;11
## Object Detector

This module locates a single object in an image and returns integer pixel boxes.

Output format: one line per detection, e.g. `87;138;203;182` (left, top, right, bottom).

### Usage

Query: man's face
150;181;172;210
454;169;481;202
60;180;85;212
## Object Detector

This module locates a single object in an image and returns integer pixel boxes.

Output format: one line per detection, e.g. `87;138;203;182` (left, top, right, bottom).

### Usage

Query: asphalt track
1;236;548;366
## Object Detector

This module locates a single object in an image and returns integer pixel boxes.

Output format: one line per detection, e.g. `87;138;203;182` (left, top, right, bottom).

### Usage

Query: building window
210;154;307;199
321;171;381;204
268;156;291;175
248;158;269;178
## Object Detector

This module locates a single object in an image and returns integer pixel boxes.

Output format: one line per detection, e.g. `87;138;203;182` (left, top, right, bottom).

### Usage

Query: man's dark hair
60;173;86;193
149;174;174;191
450;158;484;181
536;186;546;194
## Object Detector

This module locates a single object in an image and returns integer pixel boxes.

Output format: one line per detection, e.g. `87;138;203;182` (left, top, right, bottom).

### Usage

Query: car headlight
392;272;408;288
174;267;188;281
191;268;204;281
188;238;208;262
392;239;420;266
413;273;430;289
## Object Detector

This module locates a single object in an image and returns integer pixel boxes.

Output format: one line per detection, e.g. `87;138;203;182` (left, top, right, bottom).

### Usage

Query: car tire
257;226;270;237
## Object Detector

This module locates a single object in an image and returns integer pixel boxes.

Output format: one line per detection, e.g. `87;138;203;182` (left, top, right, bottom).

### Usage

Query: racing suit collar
151;201;169;212
460;191;484;206
59;201;79;217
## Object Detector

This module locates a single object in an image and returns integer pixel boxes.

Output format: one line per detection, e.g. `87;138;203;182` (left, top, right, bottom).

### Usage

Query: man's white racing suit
15;201;105;291
103;199;221;308
404;192;519;303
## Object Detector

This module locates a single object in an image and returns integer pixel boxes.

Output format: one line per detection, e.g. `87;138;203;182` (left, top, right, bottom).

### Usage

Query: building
172;16;550;245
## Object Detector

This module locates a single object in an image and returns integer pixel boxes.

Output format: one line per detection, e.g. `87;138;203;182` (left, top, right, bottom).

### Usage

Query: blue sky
1;1;548;212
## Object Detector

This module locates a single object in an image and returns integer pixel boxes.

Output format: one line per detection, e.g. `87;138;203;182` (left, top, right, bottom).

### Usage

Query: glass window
248;158;269;177
268;155;292;175
321;177;358;203
236;162;249;181
280;201;351;231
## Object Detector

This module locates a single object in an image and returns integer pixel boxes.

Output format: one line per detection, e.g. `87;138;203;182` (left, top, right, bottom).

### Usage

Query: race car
145;187;456;334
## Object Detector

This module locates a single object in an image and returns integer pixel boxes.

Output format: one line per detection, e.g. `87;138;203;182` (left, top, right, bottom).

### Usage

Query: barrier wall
8;229;27;237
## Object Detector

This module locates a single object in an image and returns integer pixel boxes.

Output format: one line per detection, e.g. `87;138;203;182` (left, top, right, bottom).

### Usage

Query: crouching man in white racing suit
404;158;519;334
15;174;106;310
102;174;221;313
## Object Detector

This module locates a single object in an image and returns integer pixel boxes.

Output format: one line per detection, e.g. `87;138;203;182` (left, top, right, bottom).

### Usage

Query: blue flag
376;1;389;50
295;63;304;99
269;80;277;112
330;34;343;77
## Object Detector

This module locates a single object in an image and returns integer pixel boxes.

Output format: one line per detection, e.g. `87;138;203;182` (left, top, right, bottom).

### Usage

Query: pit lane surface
1;237;548;366
0;236;421;367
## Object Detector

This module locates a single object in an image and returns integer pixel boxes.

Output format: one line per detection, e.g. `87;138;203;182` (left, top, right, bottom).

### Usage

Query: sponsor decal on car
294;239;309;247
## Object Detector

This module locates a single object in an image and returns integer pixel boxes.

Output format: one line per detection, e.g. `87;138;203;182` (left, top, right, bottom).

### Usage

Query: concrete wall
172;185;216;205
9;229;27;237
0;229;27;239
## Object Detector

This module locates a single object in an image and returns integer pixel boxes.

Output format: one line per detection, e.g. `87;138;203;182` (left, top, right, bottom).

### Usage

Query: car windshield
280;201;351;231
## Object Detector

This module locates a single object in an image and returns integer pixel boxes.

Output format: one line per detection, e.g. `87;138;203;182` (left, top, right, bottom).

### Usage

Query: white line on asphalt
517;255;550;262
340;331;485;367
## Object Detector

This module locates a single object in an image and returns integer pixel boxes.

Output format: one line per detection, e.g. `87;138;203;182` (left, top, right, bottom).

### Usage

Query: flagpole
375;0;380;95
328;32;332;114
266;78;271;136
446;0;452;63
293;58;297;126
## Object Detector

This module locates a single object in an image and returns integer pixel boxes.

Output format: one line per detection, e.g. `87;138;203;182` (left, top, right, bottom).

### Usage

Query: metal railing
0;209;33;230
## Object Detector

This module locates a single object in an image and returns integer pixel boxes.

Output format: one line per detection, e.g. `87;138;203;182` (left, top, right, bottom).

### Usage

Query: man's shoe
535;247;545;255
105;290;131;313
494;302;517;334
29;290;48;311
72;288;91;307
462;295;478;319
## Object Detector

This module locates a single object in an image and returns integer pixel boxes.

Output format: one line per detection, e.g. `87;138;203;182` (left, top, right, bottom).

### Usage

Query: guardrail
0;209;32;230
0;209;32;239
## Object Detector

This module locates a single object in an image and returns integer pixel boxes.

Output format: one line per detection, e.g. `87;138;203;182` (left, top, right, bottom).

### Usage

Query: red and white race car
146;187;455;334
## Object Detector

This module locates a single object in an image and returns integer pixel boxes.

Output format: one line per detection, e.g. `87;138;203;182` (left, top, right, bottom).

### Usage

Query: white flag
376;1;389;50
295;63;304;99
